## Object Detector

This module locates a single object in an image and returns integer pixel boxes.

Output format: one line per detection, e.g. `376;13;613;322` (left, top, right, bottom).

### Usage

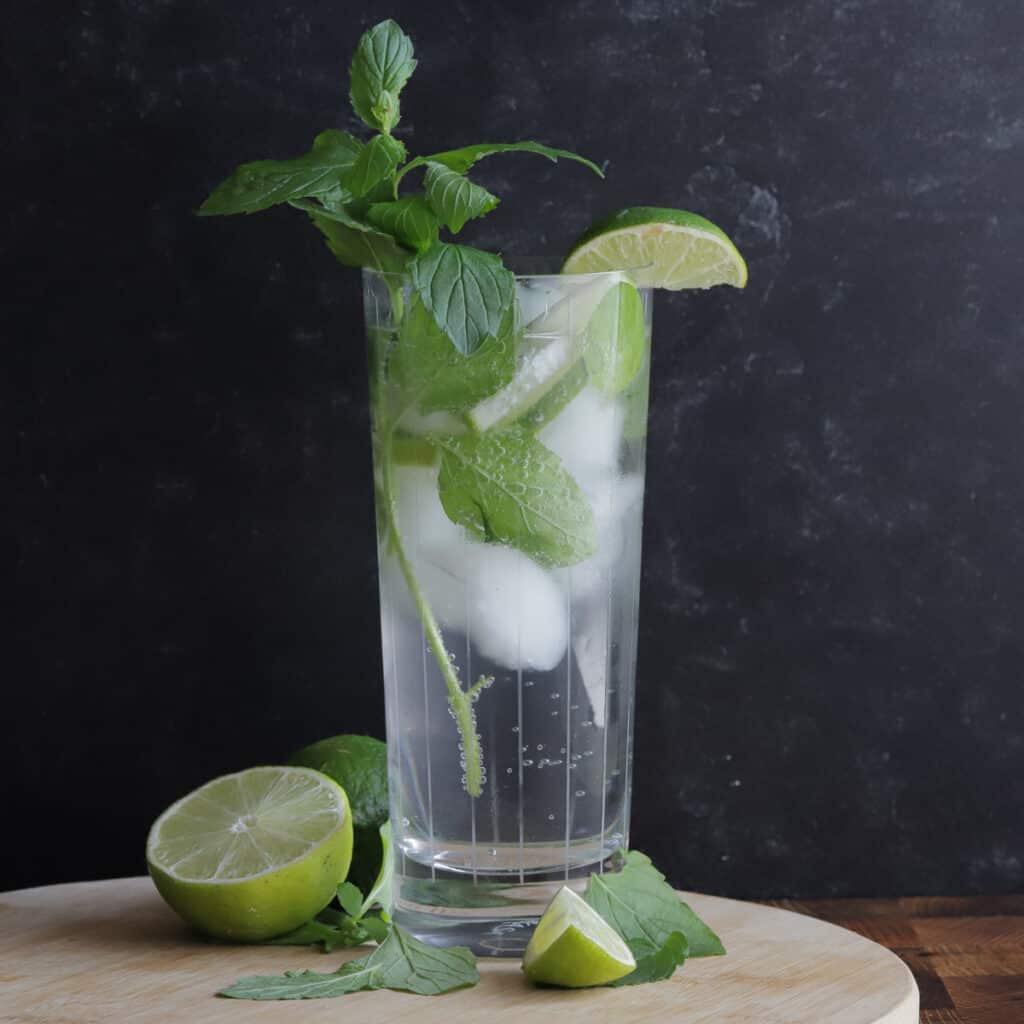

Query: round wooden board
0;878;918;1023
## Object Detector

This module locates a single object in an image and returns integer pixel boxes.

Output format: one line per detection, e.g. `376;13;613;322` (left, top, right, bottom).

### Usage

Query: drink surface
364;271;651;952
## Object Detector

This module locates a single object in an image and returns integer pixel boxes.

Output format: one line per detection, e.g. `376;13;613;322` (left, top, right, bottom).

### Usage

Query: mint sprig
199;19;606;798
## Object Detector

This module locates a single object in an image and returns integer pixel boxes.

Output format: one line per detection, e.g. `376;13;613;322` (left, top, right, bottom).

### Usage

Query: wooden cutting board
0;878;918;1023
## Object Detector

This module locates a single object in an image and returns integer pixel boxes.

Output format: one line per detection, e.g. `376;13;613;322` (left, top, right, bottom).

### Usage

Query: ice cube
538;387;625;478
394;464;467;553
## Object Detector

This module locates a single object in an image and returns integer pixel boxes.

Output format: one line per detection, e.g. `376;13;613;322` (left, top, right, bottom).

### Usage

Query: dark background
5;0;1023;899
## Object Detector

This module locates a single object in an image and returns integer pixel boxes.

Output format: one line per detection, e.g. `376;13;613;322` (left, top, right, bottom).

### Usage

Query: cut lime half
523;886;636;988
146;766;353;942
563;207;747;290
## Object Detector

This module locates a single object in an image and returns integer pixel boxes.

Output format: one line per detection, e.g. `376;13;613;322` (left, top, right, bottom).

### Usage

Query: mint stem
380;425;487;798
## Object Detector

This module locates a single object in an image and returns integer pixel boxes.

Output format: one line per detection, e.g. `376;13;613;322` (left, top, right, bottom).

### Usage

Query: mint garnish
200;19;604;796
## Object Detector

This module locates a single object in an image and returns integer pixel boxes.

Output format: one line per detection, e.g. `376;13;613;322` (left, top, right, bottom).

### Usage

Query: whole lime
289;734;388;894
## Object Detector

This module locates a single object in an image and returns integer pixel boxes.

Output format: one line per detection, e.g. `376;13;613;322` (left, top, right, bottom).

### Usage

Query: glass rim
363;266;640;285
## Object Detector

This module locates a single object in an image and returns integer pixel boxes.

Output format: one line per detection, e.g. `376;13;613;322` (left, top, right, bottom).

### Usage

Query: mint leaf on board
265;909;369;952
583;850;725;977
390;299;516;414
348;19;417;134
400;141;604;179
432;426;597;568
367;196;438;251
611;931;688;987
198;130;362;216
424;162;500;234
359;821;394;921
584;281;646;395
336;881;364;919
219;924;479;1000
409;242;515;355
295;200;409;273
343;133;406;197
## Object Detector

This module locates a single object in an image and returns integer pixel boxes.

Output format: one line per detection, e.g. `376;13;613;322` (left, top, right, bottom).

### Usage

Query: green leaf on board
400;141;604;179
424;161;500;234
220;924;478;1000
359;821;394;921
367;196;438;251
409;242;515;355
391;298;516;413
584;281;646;395
432;426;597;568
343;133;406;197
583;850;725;971
611;931;688;987
198;130;362;216
265;909;369;952
349;20;417;134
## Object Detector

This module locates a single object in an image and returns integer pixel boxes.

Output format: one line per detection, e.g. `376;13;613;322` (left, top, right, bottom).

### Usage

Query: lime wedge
146;766;354;941
563;207;747;290
468;273;623;432
523;886;636;987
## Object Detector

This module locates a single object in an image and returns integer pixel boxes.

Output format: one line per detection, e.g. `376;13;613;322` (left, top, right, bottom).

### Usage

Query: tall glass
363;269;652;955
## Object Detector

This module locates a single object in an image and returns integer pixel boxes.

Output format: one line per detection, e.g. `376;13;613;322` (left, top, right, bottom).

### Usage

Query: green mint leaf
199;130;362;216
360;925;479;995
264;911;369;952
584;281;646;395
359;913;390;943
349;19;417;133
423;162;500;234
401;141;603;180
432;426;597;568
409;242;514;355
343;133;406;197
359;821;394;921
367;196;439;251
294;200;409;272
611;931;688;987
583;851;726;968
336;881;364;919
390;298;516;413
220;924;478;1000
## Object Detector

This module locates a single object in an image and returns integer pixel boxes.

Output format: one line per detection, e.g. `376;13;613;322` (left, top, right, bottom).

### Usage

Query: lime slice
146;766;354;942
289;734;389;895
523;886;636;988
563;207;747;290
468;273;623;432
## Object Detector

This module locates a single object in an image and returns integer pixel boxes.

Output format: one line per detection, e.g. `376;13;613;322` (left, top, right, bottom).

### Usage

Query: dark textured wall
5;0;1023;898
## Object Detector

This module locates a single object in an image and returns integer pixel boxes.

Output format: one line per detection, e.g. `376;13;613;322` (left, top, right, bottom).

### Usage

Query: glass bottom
392;844;625;956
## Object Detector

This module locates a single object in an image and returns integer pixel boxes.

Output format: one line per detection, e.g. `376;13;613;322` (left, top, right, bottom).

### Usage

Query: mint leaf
359;821;394;921
199;130;362;216
432;426;597;568
367;196;438;251
391;299;516;413
611;931;688;987
583;851;726;969
343;133;406;197
424;162;500;234
401;141;603;179
336;881;364;919
361;926;478;995
409;242;514;355
584;281;646;395
296;200;409;272
360;913;390;943
265;909;369;952
220;924;478;1000
349;20;417;134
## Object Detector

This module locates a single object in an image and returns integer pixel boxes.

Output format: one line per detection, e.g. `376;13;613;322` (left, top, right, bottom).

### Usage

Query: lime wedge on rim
146;766;354;942
563;207;747;290
523;886;636;988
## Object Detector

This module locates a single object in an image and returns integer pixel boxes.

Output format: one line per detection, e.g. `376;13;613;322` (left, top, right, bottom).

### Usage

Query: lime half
563;207;747;290
146;766;354;942
523;886;636;988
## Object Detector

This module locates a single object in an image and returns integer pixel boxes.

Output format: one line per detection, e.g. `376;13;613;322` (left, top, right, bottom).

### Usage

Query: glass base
392;846;625;957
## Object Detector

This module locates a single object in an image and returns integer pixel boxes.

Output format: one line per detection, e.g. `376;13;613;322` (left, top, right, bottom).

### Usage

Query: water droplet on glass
550;692;560;700
536;744;544;751
559;747;566;754
550;710;559;717
488;848;498;857
524;680;535;688
547;813;556;821
730;779;742;788
522;759;534;767
575;790;586;798
506;767;513;774
511;725;519;733
401;817;410;827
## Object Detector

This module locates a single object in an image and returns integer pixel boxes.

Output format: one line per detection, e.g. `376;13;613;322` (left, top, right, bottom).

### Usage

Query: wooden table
773;894;1024;1024
0;880;1019;1022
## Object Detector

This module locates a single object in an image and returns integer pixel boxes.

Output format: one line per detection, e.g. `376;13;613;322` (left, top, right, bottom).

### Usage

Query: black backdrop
5;0;1023;899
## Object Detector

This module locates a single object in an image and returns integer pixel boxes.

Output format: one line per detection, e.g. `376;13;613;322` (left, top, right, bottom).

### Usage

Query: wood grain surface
0;878;917;1023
